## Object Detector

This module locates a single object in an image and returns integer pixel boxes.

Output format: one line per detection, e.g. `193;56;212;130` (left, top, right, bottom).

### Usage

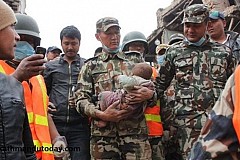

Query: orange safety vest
152;66;158;80
233;65;240;142
144;67;163;136
0;60;54;160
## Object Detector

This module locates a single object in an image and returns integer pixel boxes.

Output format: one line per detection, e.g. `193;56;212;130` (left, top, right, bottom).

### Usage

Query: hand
125;86;154;104
96;100;129;122
162;126;178;144
53;136;68;158
48;102;57;113
11;54;46;82
94;120;107;128
68;95;76;108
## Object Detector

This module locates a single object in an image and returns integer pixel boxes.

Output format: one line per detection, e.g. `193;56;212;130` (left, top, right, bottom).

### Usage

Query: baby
97;63;154;127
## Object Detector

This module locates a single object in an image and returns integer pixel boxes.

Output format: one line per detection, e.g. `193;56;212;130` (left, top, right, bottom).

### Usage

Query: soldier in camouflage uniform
189;65;240;160
121;31;165;160
73;17;154;160
155;4;237;159
155;43;180;160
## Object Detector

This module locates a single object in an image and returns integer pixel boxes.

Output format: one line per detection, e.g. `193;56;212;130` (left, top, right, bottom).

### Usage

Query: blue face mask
186;37;206;46
102;44;120;54
15;41;35;61
157;55;165;65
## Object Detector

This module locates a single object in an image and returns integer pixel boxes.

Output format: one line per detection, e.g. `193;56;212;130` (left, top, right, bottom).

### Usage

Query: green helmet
15;13;41;47
121;31;148;54
168;33;185;45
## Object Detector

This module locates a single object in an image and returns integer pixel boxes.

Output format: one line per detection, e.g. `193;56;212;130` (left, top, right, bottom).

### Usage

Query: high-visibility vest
145;100;163;136
152;66;158;80
0;60;54;160
0;60;15;74
144;67;163;136
233;65;240;142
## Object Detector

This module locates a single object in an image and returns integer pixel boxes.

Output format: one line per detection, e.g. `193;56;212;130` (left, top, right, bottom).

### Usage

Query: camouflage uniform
224;31;240;62
125;51;165;160
189;66;240;160
156;4;237;159
75;51;151;160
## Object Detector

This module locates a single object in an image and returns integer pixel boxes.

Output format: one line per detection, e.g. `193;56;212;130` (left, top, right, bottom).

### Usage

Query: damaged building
146;0;240;62
3;0;26;13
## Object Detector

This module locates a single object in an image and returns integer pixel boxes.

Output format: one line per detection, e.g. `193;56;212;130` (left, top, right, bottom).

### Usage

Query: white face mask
14;41;35;61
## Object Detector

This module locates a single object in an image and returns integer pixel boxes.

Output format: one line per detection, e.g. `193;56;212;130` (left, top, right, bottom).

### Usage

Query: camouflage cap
96;17;120;32
182;4;209;24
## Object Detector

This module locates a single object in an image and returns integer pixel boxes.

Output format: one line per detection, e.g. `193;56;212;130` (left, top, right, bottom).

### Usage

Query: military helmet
15;13;41;47
168;33;185;45
182;4;209;24
121;31;148;54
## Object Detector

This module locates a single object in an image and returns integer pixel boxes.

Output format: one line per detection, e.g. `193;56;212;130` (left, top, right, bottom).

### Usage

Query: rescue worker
155;44;170;69
189;65;240;159
0;1;44;159
121;31;165;160
0;13;67;160
72;17;155;159
156;4;236;159
121;31;148;60
155;43;182;160
168;33;185;45
207;10;240;62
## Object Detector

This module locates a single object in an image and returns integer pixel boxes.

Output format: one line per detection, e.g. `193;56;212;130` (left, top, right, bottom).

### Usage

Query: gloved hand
52;136;68;158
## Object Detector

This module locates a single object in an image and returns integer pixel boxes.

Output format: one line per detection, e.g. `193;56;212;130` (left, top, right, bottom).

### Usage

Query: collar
222;34;230;44
6;60;18;69
183;36;210;47
59;54;81;64
98;51;126;62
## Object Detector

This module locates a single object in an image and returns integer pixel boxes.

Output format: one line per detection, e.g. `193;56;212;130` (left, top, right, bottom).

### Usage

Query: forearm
95;109;105;120
48;114;60;142
146;90;157;107
75;88;126;122
76;100;110;122
11;72;24;82
76;98;99;118
155;59;174;99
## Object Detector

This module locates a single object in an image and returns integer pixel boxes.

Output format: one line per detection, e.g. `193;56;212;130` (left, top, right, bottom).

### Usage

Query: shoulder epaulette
84;56;98;63
117;51;127;60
